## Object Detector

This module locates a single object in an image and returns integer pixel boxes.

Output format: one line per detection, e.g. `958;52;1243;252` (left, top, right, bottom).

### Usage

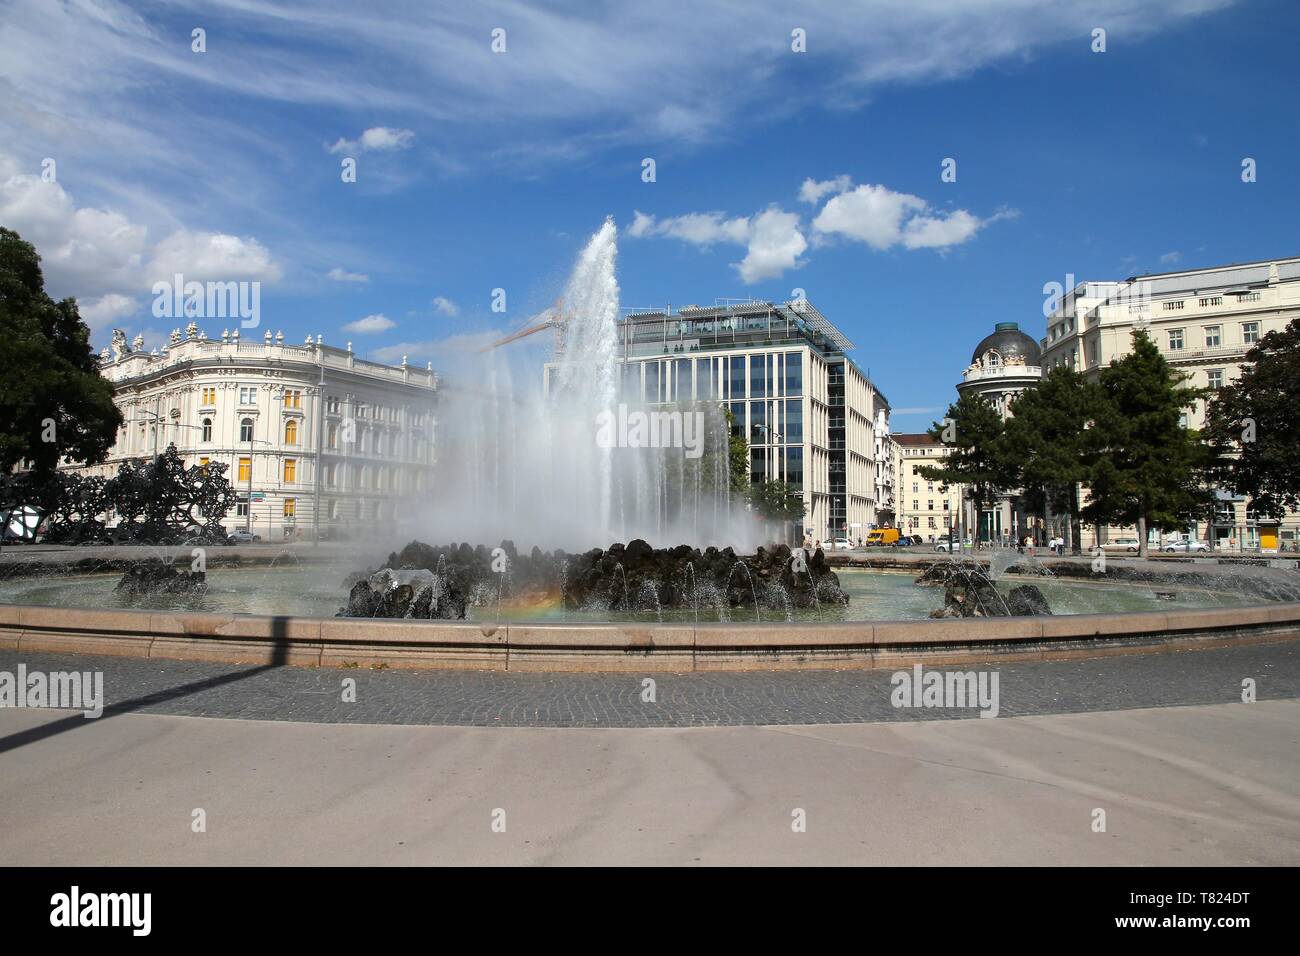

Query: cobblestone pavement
1;640;1296;728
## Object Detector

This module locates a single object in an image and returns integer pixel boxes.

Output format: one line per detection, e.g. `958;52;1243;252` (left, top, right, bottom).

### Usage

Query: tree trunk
1137;510;1149;559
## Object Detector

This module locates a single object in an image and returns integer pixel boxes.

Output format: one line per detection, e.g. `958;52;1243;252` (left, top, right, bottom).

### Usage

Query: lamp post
241;435;274;536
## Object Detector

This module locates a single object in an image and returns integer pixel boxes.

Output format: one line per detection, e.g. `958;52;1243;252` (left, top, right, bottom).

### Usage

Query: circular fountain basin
0;565;1263;621
1;559;1297;671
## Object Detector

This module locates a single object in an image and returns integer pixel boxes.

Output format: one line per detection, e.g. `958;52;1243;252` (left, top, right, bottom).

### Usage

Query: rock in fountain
917;561;1051;617
341;568;467;620
115;563;207;596
335;539;851;618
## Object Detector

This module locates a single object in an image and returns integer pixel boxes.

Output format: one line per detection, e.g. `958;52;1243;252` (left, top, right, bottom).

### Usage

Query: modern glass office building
547;299;889;543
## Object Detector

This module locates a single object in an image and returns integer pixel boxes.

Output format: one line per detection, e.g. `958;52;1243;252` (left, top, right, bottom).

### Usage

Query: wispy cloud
327;267;370;283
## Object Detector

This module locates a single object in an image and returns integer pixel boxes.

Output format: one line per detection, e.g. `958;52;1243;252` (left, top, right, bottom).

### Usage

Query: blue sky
2;0;1297;426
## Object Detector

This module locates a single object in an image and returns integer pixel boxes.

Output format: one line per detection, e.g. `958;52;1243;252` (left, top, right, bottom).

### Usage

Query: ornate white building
74;323;438;540
955;322;1043;544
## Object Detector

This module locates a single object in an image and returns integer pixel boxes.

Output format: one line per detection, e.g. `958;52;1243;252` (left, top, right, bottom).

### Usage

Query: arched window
284;419;298;445
986;350;1002;367
240;418;254;442
201;418;212;442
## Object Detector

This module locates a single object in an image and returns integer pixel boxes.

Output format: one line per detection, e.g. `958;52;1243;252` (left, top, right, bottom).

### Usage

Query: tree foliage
1001;366;1102;549
1080;330;1212;556
918;392;1010;515
0;227;123;475
1204;317;1300;520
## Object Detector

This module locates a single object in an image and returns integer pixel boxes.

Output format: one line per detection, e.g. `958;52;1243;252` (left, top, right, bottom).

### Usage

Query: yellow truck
865;528;900;547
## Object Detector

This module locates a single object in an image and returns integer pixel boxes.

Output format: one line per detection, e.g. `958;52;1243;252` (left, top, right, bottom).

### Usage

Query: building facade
893;433;962;544
560;300;890;543
1042;255;1300;550
76;324;438;540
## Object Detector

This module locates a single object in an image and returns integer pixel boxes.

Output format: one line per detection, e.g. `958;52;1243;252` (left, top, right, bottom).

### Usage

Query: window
326;396;340;414
1204;325;1221;348
284;458;297;482
928;517;936;529
1207;369;1223;389
1242;322;1260;344
784;352;802;397
239;386;257;405
283;498;296;518
201;418;212;442
943;499;950;510
236;497;248;518
238;457;251;482
285;389;302;409
240;418;254;442
912;482;918;493
927;500;934;511
1199;296;1222;307
749;353;768;398
284;419;298;444
1168;329;1184;351
1162;300;1184;311
328;423;337;449
199;457;209;471
912;500;919;510
201;387;217;406
728;356;746;399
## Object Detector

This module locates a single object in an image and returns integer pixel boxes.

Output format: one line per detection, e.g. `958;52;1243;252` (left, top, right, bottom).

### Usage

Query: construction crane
479;299;567;353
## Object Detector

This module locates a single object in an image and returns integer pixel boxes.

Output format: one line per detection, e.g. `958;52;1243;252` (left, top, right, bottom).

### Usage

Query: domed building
956;322;1042;417
955;322;1043;545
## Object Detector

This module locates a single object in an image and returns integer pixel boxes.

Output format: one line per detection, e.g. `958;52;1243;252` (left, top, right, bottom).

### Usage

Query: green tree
918;392;1010;544
0;228;122;475
1082;330;1211;558
1002;366;1103;553
723;407;750;494
1204;317;1300;520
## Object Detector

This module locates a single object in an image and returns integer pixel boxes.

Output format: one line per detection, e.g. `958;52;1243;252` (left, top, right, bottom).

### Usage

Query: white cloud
1160;250;1182;264
328;267;369;283
799;175;852;204
812;183;927;249
0;152;281;331
626;207;804;284
626;210;749;246
342;313;395;334
326;126;415;154
148;231;282;283
736;208;808;283
432;296;459;317
812;181;1009;251
629;177;1012;282
79;293;138;329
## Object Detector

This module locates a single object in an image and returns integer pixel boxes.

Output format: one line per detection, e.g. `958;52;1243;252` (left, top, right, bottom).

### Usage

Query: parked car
1163;539;1209;553
830;538;854;550
935;540;956;552
1101;537;1140;553
228;529;262;543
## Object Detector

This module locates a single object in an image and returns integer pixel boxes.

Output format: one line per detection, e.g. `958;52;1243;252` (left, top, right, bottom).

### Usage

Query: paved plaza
0;640;1298;864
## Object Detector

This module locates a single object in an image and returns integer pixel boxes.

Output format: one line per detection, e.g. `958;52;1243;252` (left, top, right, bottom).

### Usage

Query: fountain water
405;218;756;552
